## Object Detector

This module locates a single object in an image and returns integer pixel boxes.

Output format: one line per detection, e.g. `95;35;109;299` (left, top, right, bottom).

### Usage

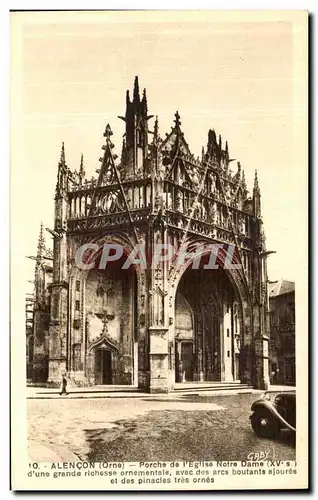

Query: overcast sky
11;11;307;295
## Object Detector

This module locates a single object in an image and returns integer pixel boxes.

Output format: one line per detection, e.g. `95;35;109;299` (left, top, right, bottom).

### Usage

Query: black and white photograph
10;9;308;491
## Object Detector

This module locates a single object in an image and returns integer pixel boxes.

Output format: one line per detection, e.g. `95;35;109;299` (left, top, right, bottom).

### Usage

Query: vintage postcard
10;10;308;491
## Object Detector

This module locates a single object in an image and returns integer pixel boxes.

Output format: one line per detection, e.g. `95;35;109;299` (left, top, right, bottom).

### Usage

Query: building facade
27;224;53;383
269;280;295;386
29;77;271;393
25;292;34;381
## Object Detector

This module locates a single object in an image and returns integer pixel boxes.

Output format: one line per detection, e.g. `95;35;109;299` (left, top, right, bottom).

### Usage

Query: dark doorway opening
181;342;194;381
94;349;112;385
176;341;194;382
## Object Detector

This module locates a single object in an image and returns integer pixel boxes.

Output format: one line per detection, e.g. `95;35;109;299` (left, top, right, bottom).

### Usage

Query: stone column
149;326;170;392
47;283;68;386
47;184;69;386
253;304;270;390
239;300;253;385
147;188;171;392
174;340;183;383
197;348;204;382
222;304;234;382
137;270;149;390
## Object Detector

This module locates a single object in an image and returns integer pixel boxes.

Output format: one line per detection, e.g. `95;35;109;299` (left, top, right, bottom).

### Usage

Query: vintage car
250;391;296;438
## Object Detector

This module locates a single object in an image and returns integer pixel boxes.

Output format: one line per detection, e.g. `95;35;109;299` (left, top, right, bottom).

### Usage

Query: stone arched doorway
94;348;112;384
90;337;119;385
70;250;138;386
174;266;242;383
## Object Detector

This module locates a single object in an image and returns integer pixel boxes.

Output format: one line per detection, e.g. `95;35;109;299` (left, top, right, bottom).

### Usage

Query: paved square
28;392;295;462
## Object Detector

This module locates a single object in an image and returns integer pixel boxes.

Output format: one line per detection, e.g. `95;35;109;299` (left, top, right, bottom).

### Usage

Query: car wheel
251;412;279;438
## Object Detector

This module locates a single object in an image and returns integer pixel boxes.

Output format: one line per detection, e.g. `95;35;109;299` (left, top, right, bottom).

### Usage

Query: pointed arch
88;335;119;353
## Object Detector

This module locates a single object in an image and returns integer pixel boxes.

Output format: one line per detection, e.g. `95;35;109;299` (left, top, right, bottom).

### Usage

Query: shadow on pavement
82;401;296;463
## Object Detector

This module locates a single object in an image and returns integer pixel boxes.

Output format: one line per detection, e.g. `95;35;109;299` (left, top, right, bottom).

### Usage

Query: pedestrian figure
59;372;68;396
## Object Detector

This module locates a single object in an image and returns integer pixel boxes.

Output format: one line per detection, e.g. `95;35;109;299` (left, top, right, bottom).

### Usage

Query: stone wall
76;266;136;385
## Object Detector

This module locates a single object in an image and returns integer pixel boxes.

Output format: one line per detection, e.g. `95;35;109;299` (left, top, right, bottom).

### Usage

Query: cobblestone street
28;392;295;463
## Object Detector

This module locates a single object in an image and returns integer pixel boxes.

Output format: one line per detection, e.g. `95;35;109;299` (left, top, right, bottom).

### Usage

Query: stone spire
253;169;260;194
36;222;46;260
208;129;217;144
142;88;148;114
253;169;261;216
34;222;47;309
237;161;241;177
60;142;66;166
55;142;68;198
152;116;160;145
174;110;182;134
206;129;218;159
79;153;85;185
150;116;161;154
121;137;127;165
241;170;247;190
133;75;140;104
119;77;152;174
126;89;130;106
154;115;159;136
174;110;181;127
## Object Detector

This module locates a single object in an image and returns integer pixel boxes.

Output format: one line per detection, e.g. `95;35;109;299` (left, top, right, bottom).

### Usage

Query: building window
227;328;230;338
76;280;80;291
227;350;230;357
75;300;80;311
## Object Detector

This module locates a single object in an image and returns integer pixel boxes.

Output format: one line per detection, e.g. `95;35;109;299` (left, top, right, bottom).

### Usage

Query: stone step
174;382;253;392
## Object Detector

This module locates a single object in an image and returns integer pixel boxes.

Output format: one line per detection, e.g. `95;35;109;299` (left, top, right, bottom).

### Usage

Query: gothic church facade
29;77;271;393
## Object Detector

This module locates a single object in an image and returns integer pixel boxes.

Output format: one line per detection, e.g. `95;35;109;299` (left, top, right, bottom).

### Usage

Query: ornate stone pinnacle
60;142;66;165
254;169;259;191
79;153;84;171
174;110;181;128
142;88;148;112
154;116;159;136
104;123;113;139
133;76;140;102
242;170;247;189
37;222;46;259
79;153;85;183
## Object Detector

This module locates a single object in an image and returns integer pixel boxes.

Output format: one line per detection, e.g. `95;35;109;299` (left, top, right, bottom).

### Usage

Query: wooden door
102;350;112;384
